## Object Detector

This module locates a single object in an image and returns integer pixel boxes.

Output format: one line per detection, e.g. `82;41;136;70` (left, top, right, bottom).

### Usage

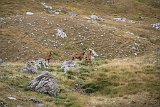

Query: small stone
26;12;34;15
8;96;16;100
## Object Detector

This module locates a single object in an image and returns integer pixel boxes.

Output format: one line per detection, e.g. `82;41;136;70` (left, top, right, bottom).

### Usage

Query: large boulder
27;73;60;96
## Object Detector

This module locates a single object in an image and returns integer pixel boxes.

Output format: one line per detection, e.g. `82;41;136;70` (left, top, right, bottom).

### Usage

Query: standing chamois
44;51;52;64
71;51;85;61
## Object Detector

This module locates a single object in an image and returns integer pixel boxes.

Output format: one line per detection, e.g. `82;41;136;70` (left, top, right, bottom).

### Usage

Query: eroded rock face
27;73;60;96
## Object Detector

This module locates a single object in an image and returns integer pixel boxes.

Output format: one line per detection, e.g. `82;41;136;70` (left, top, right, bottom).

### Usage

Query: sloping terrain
0;0;160;107
0;0;160;61
0;58;160;107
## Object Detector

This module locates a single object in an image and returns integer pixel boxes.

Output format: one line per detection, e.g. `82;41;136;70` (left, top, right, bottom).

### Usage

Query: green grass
0;58;160;107
54;93;82;107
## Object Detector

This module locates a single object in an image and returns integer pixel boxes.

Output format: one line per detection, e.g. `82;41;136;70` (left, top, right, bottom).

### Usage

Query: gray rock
35;58;49;69
113;17;127;22
90;15;104;21
61;60;79;73
7;96;16;100
151;23;160;30
86;15;104;22
20;59;49;74
0;58;3;64
29;98;48;107
26;12;34;15
29;98;41;104
56;29;67;38
41;2;52;10
68;12;78;17
20;61;38;74
27;73;60;96
113;17;137;23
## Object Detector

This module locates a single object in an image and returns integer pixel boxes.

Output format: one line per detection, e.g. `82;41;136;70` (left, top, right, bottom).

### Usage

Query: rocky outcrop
61;60;79;73
20;58;49;74
20;60;38;74
27;73;60;96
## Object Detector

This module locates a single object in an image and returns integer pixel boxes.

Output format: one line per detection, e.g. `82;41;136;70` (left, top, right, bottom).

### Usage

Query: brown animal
72;51;85;60
44;51;52;64
85;50;93;61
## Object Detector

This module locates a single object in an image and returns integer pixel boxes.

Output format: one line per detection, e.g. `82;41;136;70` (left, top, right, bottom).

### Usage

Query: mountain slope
0;0;160;61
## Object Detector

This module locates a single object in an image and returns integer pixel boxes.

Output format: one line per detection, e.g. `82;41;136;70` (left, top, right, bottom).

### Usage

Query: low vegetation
0;57;160;107
0;0;160;107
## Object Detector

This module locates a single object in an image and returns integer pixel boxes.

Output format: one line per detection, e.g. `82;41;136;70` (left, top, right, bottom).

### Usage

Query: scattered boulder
68;12;78;17
20;58;49;74
113;17;137;23
41;2;63;15
26;12;34;15
35;58;49;69
29;98;41;104
27;73;60;96
7;96;16;100
113;18;127;22
61;60;79;73
86;15;104;21
29;98;47;107
90;15;104;21
0;58;3;64
41;2;52;10
56;29;67;38
20;60;39;74
151;23;160;30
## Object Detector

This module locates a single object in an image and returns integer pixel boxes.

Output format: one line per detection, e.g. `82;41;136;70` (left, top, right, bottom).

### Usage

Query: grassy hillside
0;58;160;107
0;0;160;107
